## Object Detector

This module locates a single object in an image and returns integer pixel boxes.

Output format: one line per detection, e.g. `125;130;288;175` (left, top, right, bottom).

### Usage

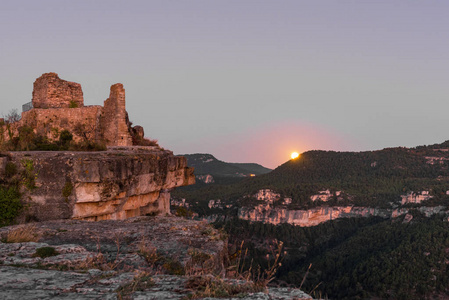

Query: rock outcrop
196;174;214;184
401;191;432;205
1;147;195;222
310;189;342;202
0;216;312;299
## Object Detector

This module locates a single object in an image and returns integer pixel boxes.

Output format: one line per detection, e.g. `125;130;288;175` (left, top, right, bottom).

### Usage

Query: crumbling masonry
1;72;139;146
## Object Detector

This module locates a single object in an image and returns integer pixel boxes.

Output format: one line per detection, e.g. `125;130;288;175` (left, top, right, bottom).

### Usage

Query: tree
4;109;20;124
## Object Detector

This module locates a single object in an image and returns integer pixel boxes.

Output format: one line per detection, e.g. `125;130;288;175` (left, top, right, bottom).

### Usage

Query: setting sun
291;152;299;159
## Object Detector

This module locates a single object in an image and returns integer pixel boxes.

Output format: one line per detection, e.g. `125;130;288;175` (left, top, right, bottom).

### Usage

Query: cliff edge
0;147;195;222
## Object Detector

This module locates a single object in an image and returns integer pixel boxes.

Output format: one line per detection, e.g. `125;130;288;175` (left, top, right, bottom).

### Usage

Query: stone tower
101;84;133;146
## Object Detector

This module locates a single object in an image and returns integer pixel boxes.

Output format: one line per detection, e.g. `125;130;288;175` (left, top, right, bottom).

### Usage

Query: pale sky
1;1;449;168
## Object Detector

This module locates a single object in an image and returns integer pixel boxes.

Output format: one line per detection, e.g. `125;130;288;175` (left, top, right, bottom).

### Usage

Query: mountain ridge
180;153;272;177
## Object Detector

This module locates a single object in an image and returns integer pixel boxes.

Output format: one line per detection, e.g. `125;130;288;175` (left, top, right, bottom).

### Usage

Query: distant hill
180;153;272;177
259;141;449;207
175;141;449;210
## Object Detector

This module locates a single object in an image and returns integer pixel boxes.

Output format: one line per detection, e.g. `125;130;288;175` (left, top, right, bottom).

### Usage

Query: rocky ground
0;216;311;299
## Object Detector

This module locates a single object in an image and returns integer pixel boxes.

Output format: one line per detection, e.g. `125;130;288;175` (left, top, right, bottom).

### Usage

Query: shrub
70;141;107;152
141;138;159;147
163;259;185;275
0;186;22;227
59;130;73;147
175;206;194;218
62;181;73;199
21;159;36;190
4;109;20;124
33;246;59;258
138;239;160;266
4;162;17;177
69;101;78;108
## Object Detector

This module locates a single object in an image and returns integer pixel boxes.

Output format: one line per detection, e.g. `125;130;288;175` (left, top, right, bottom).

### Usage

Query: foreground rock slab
0;216;311;299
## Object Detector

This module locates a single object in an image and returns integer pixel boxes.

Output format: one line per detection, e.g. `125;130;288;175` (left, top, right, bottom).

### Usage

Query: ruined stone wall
32;73;84;109
1;148;195;222
1;73;143;147
101;84;133;146
2;106;103;144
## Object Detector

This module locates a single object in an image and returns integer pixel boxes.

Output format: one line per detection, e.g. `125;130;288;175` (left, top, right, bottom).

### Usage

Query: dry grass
5;224;41;243
186;275;264;299
256;240;285;287
138;236;160;267
183;239;287;299
227;239;285;289
72;232;126;271
117;271;155;300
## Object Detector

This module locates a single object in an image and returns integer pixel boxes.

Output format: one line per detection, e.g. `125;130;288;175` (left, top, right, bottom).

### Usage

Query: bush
21;159;36;190
0;186;22;227
4;162;17;177
33;246;59;258
62;181;73;199
70;141;107;152
59;130;73;147
175;206;194;218
69;101;78;108
163;259;185;275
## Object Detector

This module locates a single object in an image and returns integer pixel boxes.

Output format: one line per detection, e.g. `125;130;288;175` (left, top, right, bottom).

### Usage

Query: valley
173;142;449;299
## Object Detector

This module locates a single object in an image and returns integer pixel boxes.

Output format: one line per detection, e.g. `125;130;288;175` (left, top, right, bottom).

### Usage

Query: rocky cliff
1;147;195;222
238;203;449;227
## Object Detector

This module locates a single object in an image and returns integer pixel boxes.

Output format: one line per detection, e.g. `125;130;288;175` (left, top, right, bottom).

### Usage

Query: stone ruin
0;73;195;222
1;72;141;146
32;72;84;109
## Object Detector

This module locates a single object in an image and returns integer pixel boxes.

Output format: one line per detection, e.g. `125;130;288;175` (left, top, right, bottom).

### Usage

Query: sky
1;1;449;168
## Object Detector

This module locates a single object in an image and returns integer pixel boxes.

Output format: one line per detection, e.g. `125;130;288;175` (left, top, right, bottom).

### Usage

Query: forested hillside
216;214;449;299
174;141;449;213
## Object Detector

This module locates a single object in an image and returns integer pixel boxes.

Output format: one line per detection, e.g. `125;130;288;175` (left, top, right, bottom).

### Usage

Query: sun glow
291;152;299;159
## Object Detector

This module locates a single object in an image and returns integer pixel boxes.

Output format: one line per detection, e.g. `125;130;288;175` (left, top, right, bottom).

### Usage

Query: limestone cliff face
234;188;449;226
238;205;447;227
2;147;195;222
